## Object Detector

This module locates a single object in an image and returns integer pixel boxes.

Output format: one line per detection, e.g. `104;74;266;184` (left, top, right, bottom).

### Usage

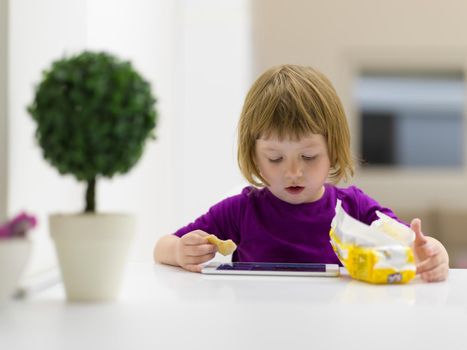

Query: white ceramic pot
0;238;31;303
49;213;135;302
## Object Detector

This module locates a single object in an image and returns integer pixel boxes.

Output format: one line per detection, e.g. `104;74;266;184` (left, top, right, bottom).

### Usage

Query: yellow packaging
330;200;416;284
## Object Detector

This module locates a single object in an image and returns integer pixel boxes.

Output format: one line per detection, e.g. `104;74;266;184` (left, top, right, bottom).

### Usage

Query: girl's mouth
285;186;304;195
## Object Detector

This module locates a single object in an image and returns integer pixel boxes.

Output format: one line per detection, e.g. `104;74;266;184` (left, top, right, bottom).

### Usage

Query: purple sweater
173;185;399;265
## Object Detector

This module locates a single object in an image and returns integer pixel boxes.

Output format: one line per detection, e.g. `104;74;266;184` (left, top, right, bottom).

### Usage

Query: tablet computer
201;262;340;277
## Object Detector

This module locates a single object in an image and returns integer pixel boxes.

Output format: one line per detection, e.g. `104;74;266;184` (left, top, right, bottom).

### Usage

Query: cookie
206;235;237;256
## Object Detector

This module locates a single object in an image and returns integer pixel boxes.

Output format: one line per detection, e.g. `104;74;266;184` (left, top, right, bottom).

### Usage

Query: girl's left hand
410;218;449;282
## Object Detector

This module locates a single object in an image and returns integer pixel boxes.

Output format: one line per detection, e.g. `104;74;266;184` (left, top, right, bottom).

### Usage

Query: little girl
154;64;449;282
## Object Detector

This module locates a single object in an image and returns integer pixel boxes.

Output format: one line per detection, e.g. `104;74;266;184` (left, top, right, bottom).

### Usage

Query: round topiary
28;51;157;213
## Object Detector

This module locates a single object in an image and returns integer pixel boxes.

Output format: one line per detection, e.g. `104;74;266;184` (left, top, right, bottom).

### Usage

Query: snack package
329;200;416;284
206;235;237;256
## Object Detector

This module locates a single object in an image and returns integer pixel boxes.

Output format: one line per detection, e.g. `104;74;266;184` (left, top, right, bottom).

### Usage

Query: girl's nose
285;160;303;179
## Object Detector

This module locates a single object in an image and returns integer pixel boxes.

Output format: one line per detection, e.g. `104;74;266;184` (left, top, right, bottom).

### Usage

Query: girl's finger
410;218;428;246
182;233;209;245
183;264;203;273
416;250;442;275
415;241;437;261
420;262;449;282
185;244;217;257
183;252;216;265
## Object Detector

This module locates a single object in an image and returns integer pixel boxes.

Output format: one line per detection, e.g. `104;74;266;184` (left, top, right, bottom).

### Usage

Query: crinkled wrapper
330;200;416;284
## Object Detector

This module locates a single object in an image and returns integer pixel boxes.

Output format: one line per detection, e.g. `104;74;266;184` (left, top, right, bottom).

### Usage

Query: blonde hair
237;64;354;187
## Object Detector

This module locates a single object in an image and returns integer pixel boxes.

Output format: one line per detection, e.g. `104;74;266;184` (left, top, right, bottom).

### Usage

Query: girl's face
255;133;331;204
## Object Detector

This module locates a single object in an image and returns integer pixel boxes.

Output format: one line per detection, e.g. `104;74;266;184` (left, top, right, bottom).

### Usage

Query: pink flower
0;212;37;239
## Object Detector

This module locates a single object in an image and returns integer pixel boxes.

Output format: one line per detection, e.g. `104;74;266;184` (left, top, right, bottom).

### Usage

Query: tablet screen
215;262;326;272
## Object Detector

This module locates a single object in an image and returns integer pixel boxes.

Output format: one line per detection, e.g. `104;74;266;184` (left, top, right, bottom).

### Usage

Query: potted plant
27;51;157;301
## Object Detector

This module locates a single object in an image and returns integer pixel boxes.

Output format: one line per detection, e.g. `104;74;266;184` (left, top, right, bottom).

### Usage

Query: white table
1;262;466;350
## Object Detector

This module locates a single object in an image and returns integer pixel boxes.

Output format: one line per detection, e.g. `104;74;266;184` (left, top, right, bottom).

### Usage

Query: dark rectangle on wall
361;111;395;165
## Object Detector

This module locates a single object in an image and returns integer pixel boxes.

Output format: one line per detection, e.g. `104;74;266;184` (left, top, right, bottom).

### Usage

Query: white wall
8;0;87;274
86;0;251;259
84;0;178;263
0;0;7;223
175;0;251;224
7;0;251;274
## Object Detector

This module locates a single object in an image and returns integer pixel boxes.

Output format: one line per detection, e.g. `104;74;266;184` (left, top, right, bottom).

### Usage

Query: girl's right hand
175;230;218;273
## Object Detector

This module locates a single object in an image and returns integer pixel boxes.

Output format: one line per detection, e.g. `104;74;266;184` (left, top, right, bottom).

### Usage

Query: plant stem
85;177;96;213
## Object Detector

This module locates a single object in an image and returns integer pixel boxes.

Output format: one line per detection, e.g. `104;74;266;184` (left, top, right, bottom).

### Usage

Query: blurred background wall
251;0;467;208
1;0;467;273
251;0;467;265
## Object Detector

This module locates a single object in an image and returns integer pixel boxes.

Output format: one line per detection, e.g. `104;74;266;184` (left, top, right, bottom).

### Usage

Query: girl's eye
302;155;316;161
268;157;283;163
